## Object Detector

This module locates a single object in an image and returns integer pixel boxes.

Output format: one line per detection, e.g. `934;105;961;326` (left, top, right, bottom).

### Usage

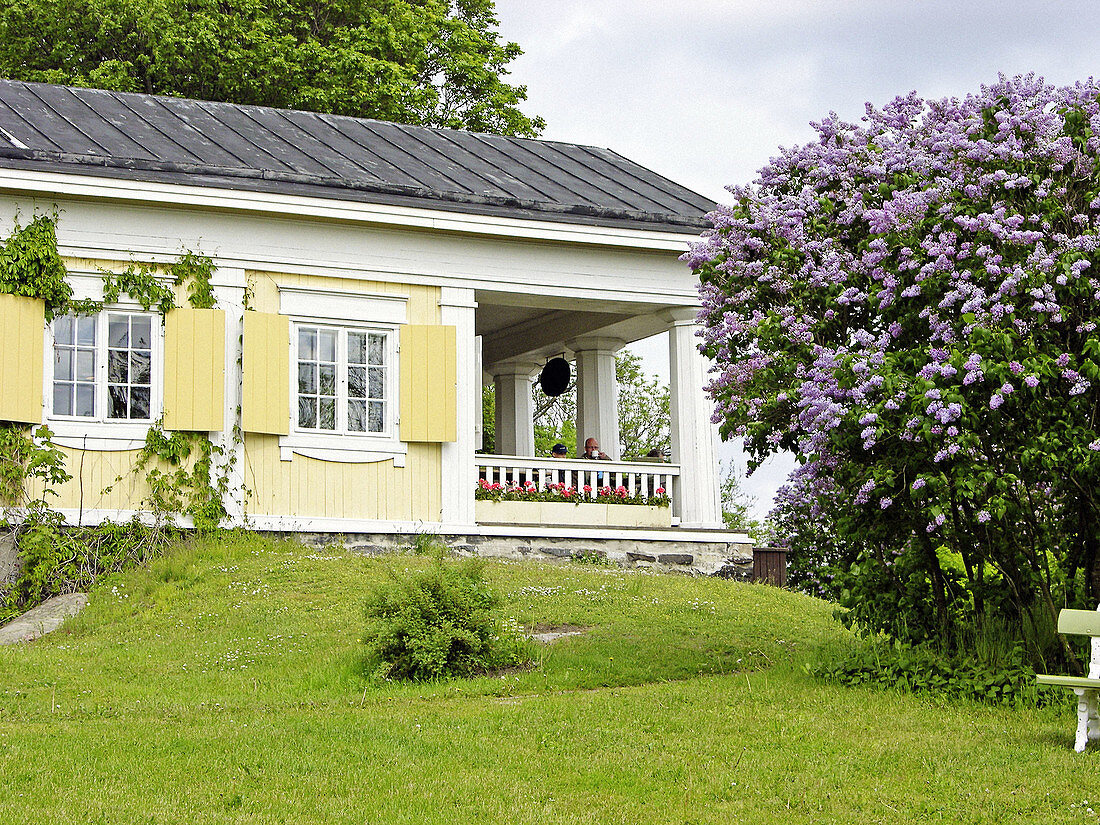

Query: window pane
54;316;73;345
319;364;336;396
348;366;366;398
108;349;128;383
76;349;95;382
75;383;95;417
298;328;316;361
130;351;151;385
108;385;128;419
54;384;72;416
77;316;96;345
368;334;384;365
319;398;336;430
298;397;316;429
131;316;151;348
348;332;366;365
368;401;384;432
298;363;316;394
130;387;150;420
319;330;336;362
54;349;72;381
108;316;128;348
348;399;366;432
368;367;383;400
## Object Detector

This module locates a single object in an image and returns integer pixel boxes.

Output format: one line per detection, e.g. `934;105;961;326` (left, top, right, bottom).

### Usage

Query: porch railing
476;455;680;504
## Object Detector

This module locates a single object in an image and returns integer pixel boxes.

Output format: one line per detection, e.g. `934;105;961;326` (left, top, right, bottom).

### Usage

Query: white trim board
0;168;704;252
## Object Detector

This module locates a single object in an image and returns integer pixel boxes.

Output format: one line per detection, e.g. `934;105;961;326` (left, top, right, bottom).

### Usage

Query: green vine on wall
132;425;228;531
0;425;70;512
0;212;238;620
101;262;176;313
128;246;234;529
170;250;217;309
0;212;75;318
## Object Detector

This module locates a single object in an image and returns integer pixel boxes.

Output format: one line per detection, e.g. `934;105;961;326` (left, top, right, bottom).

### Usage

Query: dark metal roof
0;80;712;232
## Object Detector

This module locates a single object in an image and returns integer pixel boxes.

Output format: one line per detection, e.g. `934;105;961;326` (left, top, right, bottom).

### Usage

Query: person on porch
581;438;609;460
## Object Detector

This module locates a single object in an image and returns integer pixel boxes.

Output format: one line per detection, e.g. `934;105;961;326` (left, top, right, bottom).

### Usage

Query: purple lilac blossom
688;74;1100;559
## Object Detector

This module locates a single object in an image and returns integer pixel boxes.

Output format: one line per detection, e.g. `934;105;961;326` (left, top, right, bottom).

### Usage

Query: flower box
475;499;670;528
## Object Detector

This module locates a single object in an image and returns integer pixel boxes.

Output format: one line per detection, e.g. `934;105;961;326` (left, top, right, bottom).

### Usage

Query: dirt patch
527;624;591;644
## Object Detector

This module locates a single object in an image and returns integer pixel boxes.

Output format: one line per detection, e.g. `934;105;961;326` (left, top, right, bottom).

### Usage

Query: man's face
585;439;599;455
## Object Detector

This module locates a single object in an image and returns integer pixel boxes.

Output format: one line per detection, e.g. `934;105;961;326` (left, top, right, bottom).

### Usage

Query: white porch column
440;287;478;528
572;336;623;461
665;308;723;528
491;359;538;456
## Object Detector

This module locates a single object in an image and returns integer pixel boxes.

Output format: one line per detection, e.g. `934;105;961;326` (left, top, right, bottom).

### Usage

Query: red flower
655;487;665;495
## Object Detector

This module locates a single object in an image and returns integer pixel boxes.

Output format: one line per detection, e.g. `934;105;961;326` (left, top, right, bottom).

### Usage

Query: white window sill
46;419;154;451
279;431;407;466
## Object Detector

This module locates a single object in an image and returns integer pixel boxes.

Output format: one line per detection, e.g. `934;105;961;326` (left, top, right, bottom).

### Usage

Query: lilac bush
689;75;1100;650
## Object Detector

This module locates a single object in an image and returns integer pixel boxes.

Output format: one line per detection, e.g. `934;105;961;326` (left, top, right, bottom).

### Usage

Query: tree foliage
689;74;1100;661
0;0;543;136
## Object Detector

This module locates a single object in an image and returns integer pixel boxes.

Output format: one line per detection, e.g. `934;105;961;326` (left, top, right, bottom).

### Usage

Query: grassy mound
0;534;1092;824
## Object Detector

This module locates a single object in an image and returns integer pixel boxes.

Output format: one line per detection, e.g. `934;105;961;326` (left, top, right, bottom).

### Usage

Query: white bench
1036;608;1100;752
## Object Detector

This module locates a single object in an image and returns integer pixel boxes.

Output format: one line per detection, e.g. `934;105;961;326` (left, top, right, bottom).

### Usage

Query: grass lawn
0;534;1095;824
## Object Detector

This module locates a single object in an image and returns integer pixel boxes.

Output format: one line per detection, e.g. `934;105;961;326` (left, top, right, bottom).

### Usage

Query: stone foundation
275;530;754;577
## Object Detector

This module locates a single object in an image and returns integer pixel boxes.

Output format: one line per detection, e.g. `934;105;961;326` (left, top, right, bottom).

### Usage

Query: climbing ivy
131;424;228;531
0;213;74;318
101;262;176;313
0;425;70;511
170;250;217;309
126;247;234;530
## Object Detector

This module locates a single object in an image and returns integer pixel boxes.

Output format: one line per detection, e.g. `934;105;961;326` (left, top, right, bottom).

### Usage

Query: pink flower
583;485;592;493
654;487;665;495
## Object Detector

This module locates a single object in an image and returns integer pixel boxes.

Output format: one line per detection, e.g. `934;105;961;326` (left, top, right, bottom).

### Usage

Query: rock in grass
0;593;88;645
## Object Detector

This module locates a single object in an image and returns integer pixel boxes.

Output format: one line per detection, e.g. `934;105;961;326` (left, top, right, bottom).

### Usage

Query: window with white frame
50;311;156;421
295;325;389;435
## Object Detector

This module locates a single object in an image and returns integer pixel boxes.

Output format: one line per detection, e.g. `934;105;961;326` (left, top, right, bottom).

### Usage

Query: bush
362;554;532;681
808;636;1045;706
1;517;172;623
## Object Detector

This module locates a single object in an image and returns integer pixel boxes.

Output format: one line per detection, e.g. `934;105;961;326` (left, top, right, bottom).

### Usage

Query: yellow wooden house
0;80;748;570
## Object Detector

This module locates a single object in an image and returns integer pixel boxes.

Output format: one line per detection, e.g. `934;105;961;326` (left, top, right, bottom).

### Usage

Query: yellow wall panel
400;325;456;443
242;311;290;435
35;447;153;513
163;308;225;432
0;294;44;424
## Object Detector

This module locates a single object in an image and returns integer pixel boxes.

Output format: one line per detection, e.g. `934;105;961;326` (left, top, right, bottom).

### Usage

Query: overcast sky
492;0;1100;519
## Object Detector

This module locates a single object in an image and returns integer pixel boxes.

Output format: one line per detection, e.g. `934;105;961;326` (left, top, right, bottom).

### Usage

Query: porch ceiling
476;292;676;368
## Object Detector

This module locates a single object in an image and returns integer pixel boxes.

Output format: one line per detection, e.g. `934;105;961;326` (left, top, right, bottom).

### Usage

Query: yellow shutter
0;294;44;424
399;324;456;442
163;308;225;432
241;311;289;435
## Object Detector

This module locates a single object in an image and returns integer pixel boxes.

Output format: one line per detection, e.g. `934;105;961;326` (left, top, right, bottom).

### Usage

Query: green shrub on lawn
362;554;532;681
808;637;1045;706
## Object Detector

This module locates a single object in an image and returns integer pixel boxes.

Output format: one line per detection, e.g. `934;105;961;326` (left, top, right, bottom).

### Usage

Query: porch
437;281;731;535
